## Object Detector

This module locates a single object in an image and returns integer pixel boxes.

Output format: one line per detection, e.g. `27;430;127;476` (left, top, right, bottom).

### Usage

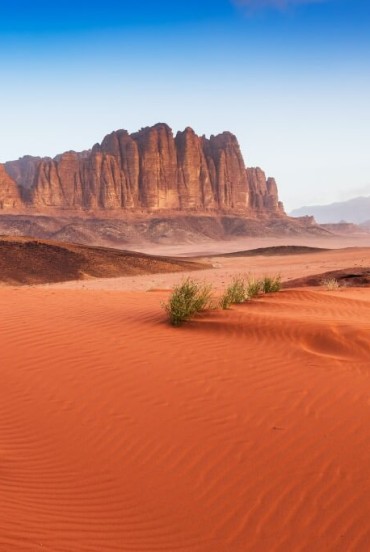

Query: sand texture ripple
1;287;370;551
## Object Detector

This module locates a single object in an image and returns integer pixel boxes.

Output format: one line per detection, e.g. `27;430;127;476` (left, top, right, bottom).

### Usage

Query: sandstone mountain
1;124;284;216
0;124;328;245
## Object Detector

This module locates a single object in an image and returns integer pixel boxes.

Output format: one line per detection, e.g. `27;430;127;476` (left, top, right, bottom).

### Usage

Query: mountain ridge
0;123;284;216
290;195;370;224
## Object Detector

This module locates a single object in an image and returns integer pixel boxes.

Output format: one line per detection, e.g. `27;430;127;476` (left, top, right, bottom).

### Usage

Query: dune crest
0;236;206;285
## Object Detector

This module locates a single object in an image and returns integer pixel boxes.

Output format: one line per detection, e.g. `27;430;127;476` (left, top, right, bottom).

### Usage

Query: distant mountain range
290;196;370;224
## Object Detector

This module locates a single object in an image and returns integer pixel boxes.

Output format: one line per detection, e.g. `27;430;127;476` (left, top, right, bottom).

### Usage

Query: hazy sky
0;0;369;210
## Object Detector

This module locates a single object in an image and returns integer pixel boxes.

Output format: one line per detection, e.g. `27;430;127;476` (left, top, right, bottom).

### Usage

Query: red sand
1;285;370;551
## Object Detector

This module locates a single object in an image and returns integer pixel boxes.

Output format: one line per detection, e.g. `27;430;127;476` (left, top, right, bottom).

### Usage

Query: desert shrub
246;277;262;299
164;273;283;324
260;275;281;293
163;278;214;326
219;291;233;310
219;275;248;309
321;277;340;291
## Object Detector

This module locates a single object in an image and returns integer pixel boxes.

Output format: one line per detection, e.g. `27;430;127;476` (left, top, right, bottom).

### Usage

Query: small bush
321;277;340;291
246;277;262;299
163;278;214;326
260;275;281;293
220;275;248;308
219;292;233;310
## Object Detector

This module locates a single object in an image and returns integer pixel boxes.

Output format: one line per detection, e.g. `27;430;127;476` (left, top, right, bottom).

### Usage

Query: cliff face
0;124;284;216
0;165;23;209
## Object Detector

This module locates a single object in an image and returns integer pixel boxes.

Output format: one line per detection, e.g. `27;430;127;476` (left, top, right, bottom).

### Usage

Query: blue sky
0;0;369;209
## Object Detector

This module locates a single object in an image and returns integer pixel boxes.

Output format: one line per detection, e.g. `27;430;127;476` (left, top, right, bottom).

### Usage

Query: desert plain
1;235;370;551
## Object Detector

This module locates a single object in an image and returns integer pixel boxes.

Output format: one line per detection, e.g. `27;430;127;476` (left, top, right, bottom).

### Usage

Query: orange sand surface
1;286;370;551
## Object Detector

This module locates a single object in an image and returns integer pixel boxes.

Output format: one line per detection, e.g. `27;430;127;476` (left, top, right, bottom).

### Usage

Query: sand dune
1;285;370;551
0;237;206;285
286;267;370;288
211;244;328;257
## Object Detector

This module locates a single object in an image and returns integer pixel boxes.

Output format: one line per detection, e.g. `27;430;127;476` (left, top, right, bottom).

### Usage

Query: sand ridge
1;285;370;550
0;236;207;285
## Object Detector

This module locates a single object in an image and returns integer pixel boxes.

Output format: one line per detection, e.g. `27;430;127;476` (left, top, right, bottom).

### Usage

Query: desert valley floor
1;238;370;551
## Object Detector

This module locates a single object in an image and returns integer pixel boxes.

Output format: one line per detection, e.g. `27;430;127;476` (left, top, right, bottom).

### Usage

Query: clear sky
0;0;369;210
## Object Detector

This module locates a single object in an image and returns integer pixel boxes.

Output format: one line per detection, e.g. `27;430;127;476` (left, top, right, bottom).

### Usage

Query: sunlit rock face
0;123;284;215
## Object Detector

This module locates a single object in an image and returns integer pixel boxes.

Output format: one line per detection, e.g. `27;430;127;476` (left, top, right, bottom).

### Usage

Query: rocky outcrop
0;124;285;216
0;165;23;209
247;169;283;212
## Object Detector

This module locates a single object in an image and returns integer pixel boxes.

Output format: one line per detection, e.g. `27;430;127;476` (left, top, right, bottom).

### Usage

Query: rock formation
0;123;285;216
0;165;23;209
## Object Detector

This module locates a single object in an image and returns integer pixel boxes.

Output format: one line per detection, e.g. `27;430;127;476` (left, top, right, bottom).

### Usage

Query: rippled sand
1;275;370;550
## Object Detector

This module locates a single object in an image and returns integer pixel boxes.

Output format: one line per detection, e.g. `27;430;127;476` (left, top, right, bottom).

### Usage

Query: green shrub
220;275;248;308
219;292;233;310
163;273;282;325
246;277;262;299
163;278;214;326
260;275;281;293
